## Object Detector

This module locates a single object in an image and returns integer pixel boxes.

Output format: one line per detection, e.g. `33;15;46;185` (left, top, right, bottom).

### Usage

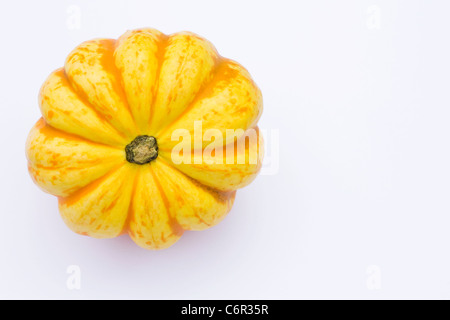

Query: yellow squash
26;28;263;249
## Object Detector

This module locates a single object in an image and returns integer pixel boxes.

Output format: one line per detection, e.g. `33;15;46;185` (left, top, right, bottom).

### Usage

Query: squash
25;28;263;250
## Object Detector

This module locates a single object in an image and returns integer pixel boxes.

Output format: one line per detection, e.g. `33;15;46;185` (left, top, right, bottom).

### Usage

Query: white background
1;0;450;299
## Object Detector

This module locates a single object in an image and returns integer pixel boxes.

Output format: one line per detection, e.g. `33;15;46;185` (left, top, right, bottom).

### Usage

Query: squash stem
125;135;158;164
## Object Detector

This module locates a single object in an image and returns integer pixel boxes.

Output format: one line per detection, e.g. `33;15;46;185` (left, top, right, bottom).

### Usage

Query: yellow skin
25;28;263;250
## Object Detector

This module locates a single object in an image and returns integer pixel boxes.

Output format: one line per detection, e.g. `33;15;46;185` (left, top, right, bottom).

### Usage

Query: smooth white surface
1;0;450;299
